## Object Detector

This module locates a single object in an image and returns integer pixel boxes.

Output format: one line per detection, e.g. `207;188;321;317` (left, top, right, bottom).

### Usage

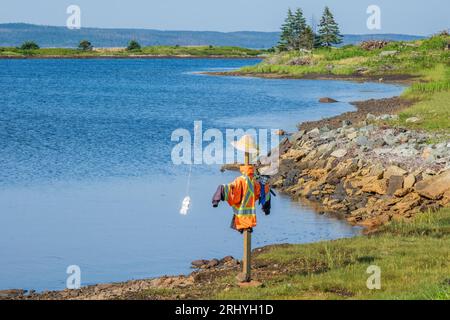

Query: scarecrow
212;135;273;283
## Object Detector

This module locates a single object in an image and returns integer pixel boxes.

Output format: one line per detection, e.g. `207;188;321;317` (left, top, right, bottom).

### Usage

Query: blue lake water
0;58;404;291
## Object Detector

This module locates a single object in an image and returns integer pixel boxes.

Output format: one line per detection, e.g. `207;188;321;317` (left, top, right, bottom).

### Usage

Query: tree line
16;40;142;51
278;6;342;51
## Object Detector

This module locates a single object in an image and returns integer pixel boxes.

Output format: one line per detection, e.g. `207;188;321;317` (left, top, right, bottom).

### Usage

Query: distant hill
0;23;425;49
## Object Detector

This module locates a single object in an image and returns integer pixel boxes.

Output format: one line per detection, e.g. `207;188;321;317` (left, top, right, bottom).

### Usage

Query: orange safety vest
223;165;260;230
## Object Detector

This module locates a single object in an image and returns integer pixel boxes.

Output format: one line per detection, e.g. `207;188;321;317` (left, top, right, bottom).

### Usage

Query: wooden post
244;152;250;166
242;151;251;282
242;229;251;282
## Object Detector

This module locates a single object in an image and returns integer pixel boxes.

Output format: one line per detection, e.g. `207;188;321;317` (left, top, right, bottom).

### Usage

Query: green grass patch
137;45;262;57
377;209;450;237
135;209;450;300
237;35;450;134
0;45;263;58
239;35;450;78
215;209;450;300
398;91;450;132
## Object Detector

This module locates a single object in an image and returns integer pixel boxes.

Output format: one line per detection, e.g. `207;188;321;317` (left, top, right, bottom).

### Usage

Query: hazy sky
0;0;448;35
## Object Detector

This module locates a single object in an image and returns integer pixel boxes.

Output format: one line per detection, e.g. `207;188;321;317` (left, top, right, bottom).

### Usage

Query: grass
405;64;450;95
216;210;450;300
240;35;450;79
236;34;450;134
0;45;263;58
394;64;450;132
136;45;262;57
135;209;450;300
397;91;450;132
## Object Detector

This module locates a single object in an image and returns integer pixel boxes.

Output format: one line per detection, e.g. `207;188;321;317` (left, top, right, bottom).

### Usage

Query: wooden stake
242;151;251;282
242;229;251;282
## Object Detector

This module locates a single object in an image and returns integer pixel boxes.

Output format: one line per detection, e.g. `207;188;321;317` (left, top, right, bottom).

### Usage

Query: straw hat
231;135;258;154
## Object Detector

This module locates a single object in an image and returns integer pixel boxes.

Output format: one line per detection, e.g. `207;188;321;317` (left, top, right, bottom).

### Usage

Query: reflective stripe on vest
223;184;230;201
232;175;256;216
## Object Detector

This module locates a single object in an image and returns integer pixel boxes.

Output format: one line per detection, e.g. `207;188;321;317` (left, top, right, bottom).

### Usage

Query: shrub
436;29;449;37
127;40;141;51
420;36;449;50
20;41;39;50
78;40;93;51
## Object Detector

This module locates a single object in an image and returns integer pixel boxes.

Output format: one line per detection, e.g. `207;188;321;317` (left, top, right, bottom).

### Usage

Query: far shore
0;55;263;60
0;45;265;60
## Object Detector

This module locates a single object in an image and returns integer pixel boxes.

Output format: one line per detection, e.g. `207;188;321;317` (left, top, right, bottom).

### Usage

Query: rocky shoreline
205;70;418;84
271;108;450;229
300;97;416;131
0;256;243;300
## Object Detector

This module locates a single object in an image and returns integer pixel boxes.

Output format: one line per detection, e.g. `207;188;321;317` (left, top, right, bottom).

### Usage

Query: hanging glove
261;199;271;215
212;185;224;207
258;176;273;215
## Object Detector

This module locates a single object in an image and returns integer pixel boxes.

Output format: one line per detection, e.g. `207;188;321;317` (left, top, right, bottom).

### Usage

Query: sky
0;0;448;35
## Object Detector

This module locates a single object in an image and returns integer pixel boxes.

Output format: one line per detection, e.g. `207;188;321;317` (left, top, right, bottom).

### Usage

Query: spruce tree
278;9;296;51
317;7;342;47
310;15;322;49
299;26;315;50
313;33;322;49
292;8;307;50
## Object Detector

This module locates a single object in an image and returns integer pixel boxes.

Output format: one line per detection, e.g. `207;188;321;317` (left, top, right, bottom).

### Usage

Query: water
0;58;404;291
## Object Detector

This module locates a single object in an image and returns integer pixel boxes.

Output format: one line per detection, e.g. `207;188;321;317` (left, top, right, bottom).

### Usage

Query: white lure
180;196;191;215
179;124;197;216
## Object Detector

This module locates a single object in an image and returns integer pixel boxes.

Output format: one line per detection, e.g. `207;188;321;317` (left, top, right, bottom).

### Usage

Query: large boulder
369;164;385;179
283;169;299;188
319;97;338;103
0;289;26;298
307;128;320;137
387;175;404;196
331;149;347;158
191;259;209;268
392;192;422;215
362;178;388;195
207;259;220;268
415;170;450;200
442;190;450;206
403;174;416;189
405;117;421;123
379;50;398;57
384;165;407;179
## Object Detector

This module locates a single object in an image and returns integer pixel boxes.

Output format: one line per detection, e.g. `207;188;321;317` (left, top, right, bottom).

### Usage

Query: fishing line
179;161;192;215
180;123;198;215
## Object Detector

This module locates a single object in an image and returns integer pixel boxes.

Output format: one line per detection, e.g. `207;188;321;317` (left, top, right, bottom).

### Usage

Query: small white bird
180;196;191;215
